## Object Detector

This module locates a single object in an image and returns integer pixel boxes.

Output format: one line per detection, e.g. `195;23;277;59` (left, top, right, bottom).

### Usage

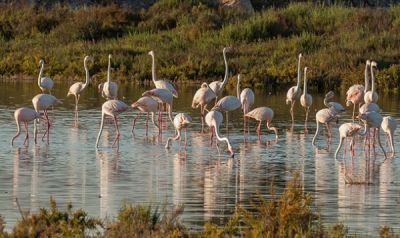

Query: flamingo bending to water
142;88;174;127
334;122;363;159
312;108;340;148
11;107;42;146
381;116;397;155
165;113;192;149
131;96;160;135
32;94;61;144
245;107;278;143
358;111;386;158
205;110;234;157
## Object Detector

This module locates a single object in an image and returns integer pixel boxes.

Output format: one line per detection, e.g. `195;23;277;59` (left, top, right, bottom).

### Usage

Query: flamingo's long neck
107;57;111;83
389;131;395;154
11;120;21;145
220;49;229;88
303;70;307;95
323;95;331;108
296;56;302;89
214;122;232;150
82;59;90;90
95;113;106;148
312;120;320;146
370;66;375;94
364;63;369;92
334;137;344;159
38;62;44;88
151;54;157;84
236;76;241;100
167;103;174;124
151;112;159;129
166;129;181;148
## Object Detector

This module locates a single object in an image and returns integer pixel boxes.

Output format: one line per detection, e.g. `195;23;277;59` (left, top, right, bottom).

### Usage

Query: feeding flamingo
381;116;397;155
237;74;255;134
359;102;380;114
32;94;61;144
142;88;174;126
205;110;234;157
209;47;232;101
99;54;118;100
11;107;42;146
358;111;386;158
346;60;369;120
37;59;54;94
131;96;160;136
334;122;363;159
95;100;130;148
312;107;340;148
245;107;278;143
192;82;217;133
148;50;178;98
286;53;303;123
67;55;92;110
364;61;379;104
165;113;192;150
300;67;312;124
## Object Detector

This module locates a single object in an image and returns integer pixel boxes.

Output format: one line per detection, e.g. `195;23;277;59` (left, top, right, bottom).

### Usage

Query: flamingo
358;111;386;158
37;59;54;94
286;53;302;123
334;123;363;159
67;55;92;110
364;61;378;104
346;60;369;120
212;81;241;132
312;108;340;148
95;100;131;148
209;46;232;101
165;113;192;149
300;67;312;124
131;96;160;136
142;88;174;126
244;107;278;143
237;74;255;134
99;54;118;100
205;110;234;157
381;116;397;155
192;82;216;133
32;94;61;144
324;91;346;114
148;50;178;98
359;102;380;114
11;107;42;146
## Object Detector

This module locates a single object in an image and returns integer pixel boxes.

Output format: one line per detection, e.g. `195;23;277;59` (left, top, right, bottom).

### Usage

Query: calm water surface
0;81;400;235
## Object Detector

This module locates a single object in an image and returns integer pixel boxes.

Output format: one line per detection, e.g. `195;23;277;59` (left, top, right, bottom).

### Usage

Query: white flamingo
205;110;234;157
165;113;192;149
237;74;255;134
32;94;61;144
324;91;346;114
245;107;278;143
364;61;378;104
67;56;92;109
286;53;302;123
381;116;397;155
346;60;369;120
142;88;174;125
11;107;42;146
148;50;178;98
37;59;54;94
95;100;130;148
312;108;340;148
209;47;232;101
99;54;118;100
192;82;217;132
334;122;363;159
358;111;386;158
131;96;160;136
300;67;312;123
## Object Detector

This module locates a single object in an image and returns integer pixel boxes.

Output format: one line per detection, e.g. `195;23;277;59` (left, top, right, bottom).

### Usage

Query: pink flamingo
192;82;216;132
364;61;379;104
205;110;234;157
212;93;240;133
67;56;92;110
237;74;255;135
300;67;312;124
98;54;118;100
209;47;232;102
165;113;192;150
32;94;61;144
286;53;302;123
334;123;363;159
346;60;369;120
95;100;130;148
148;50;178;98
381;116;397;155
131;96;160;136
244;107;278;143
312;108;340;148
142;88;174;127
324;91;345;114
37;59;54;94
11;107;42;146
358;111;386;158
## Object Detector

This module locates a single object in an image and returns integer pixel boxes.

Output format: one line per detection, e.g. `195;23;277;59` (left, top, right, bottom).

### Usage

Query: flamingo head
345;100;352;107
38;59;45;67
357;112;368;121
148;50;154;56
98;83;104;93
298;53;302;58
325;91;335;100
223;46;233;53
108;54;112;60
200;82;208;88
181;113;192;125
370;61;377;68
366;59;371;65
228;146;235;158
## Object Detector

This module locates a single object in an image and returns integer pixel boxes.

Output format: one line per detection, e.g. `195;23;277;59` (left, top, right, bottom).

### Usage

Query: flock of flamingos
10;47;397;159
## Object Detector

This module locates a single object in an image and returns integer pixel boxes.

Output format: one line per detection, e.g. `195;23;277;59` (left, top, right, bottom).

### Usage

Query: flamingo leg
23;121;29;145
145;112;149;136
225;111;229;135
290;101;295;123
112;116;120;147
257;121;262;142
184;128;188;149
131;112;141;134
210;127;214;146
200;105;205;133
376;128;387;158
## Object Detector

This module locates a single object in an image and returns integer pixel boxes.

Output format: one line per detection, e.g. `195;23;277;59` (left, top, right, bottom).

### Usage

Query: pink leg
210;127;214;146
257;121;262;142
23;122;29;145
131;112;141;134
184;128;187;149
112;116;120;147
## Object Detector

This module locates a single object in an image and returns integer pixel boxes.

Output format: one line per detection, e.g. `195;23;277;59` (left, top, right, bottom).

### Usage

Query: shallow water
0;81;400;235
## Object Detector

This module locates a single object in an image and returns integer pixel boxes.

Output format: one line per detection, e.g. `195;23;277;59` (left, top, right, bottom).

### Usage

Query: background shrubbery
1;1;400;93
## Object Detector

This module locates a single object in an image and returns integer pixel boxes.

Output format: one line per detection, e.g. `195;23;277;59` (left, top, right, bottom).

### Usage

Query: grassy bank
0;174;399;237
1;1;400;92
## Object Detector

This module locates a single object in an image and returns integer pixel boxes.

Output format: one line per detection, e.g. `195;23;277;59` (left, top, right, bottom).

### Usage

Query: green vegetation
1;1;400;92
1;174;399;237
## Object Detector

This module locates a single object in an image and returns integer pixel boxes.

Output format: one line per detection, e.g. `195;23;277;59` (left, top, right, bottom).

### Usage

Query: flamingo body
205;110;234;157
142;88;174;123
381;116;397;155
38;59;54;93
334;122;363;159
11;107;41;146
245;107;278;141
68;56;91;108
165;113;192;149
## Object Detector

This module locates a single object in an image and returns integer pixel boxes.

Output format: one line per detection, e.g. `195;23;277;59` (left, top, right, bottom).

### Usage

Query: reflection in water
1;82;400;235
